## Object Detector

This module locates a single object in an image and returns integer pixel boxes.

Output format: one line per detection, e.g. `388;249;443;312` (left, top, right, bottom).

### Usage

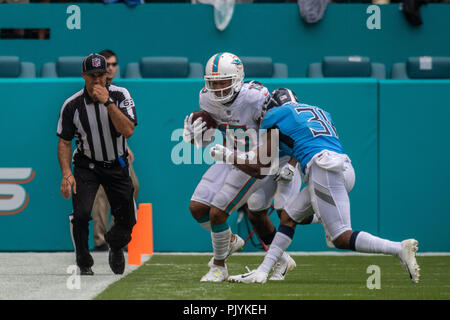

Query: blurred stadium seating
41;56;84;77
307;56;386;79
40;55;123;78
125;57;204;78
391;56;450;79
240;57;288;78
0;56;36;78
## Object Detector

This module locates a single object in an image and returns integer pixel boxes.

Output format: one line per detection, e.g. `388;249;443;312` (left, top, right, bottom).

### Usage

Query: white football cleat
228;269;268;284
269;254;296;281
227;233;245;257
398;239;420;283
200;264;229;282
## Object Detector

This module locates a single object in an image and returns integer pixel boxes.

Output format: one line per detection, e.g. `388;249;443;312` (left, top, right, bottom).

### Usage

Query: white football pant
284;150;355;241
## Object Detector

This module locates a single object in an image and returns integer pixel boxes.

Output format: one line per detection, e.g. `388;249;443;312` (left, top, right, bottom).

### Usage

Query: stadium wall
0;78;448;252
0;3;450;77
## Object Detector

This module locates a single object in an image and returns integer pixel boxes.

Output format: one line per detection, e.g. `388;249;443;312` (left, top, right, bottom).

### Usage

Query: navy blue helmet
264;88;298;112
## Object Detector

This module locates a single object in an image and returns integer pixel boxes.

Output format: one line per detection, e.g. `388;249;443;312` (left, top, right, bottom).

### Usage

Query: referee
57;53;137;275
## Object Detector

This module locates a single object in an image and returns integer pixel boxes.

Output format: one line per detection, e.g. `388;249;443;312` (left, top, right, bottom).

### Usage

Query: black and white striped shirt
57;84;137;162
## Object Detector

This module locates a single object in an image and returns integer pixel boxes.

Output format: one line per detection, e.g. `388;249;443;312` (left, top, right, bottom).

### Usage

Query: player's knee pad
284;186;314;223
247;192;271;212
284;205;314;225
191;163;230;206
273;192;287;211
191;184;215;207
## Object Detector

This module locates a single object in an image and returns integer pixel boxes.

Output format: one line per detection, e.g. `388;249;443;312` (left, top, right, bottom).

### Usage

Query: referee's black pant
71;153;136;268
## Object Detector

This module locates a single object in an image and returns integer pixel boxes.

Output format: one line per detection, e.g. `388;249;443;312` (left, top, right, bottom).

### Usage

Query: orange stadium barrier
128;203;153;265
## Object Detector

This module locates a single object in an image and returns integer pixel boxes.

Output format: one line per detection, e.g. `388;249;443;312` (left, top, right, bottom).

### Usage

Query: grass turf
95;254;450;300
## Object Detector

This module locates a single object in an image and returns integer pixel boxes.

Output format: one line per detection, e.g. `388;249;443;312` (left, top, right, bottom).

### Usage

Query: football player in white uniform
183;52;298;282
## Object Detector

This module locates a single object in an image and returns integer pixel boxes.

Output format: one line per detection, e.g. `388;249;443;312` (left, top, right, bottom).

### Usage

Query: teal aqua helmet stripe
212;52;223;74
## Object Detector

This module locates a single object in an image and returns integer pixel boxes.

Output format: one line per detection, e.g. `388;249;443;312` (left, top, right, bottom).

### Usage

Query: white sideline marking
0;252;151;300
154;251;450;256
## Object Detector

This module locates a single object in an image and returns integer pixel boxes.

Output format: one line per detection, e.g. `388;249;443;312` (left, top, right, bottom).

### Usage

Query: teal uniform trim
211;222;229;233
224;177;257;214
196;215;210;223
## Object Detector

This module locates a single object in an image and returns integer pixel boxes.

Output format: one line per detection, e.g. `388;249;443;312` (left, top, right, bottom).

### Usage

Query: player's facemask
204;52;245;105
204;76;241;104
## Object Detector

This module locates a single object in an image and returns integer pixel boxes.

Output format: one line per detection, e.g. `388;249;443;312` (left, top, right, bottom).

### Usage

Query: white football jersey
199;81;269;152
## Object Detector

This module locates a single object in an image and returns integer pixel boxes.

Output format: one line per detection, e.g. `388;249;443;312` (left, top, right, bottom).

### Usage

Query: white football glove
183;113;207;147
210;144;257;164
210;144;235;163
275;163;295;182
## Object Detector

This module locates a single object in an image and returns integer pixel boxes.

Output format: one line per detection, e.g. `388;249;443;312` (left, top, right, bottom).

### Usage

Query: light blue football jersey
261;103;344;173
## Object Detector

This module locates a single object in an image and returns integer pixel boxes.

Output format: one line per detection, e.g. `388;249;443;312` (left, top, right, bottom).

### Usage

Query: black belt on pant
93;159;121;168
75;153;127;169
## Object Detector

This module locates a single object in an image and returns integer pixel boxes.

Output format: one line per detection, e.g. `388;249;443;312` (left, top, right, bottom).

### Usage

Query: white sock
200;221;212;232
196;215;212;232
211;227;231;261
354;231;401;256
257;231;292;274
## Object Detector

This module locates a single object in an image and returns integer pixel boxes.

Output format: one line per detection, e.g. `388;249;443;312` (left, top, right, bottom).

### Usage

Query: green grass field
95;254;450;300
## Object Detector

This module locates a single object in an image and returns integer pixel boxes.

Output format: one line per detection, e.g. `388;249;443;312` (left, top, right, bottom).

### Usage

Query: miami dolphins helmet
204;52;245;104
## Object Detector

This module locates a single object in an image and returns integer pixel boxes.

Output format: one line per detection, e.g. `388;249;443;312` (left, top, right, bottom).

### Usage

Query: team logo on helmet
231;58;243;70
92;57;101;68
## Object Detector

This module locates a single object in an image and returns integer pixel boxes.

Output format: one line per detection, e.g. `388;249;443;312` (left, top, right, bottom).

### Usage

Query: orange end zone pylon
128;203;154;265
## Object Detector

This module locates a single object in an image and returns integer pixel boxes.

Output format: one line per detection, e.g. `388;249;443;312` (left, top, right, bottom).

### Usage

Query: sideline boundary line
153;251;450;257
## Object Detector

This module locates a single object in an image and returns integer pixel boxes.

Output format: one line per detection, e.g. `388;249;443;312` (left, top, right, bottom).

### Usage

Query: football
192;110;217;130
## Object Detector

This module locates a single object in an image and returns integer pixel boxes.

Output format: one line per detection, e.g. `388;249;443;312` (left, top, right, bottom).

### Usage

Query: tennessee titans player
210;88;420;284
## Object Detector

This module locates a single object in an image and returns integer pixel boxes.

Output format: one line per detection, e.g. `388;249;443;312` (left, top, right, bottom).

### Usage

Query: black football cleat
79;266;94;276
108;249;125;275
